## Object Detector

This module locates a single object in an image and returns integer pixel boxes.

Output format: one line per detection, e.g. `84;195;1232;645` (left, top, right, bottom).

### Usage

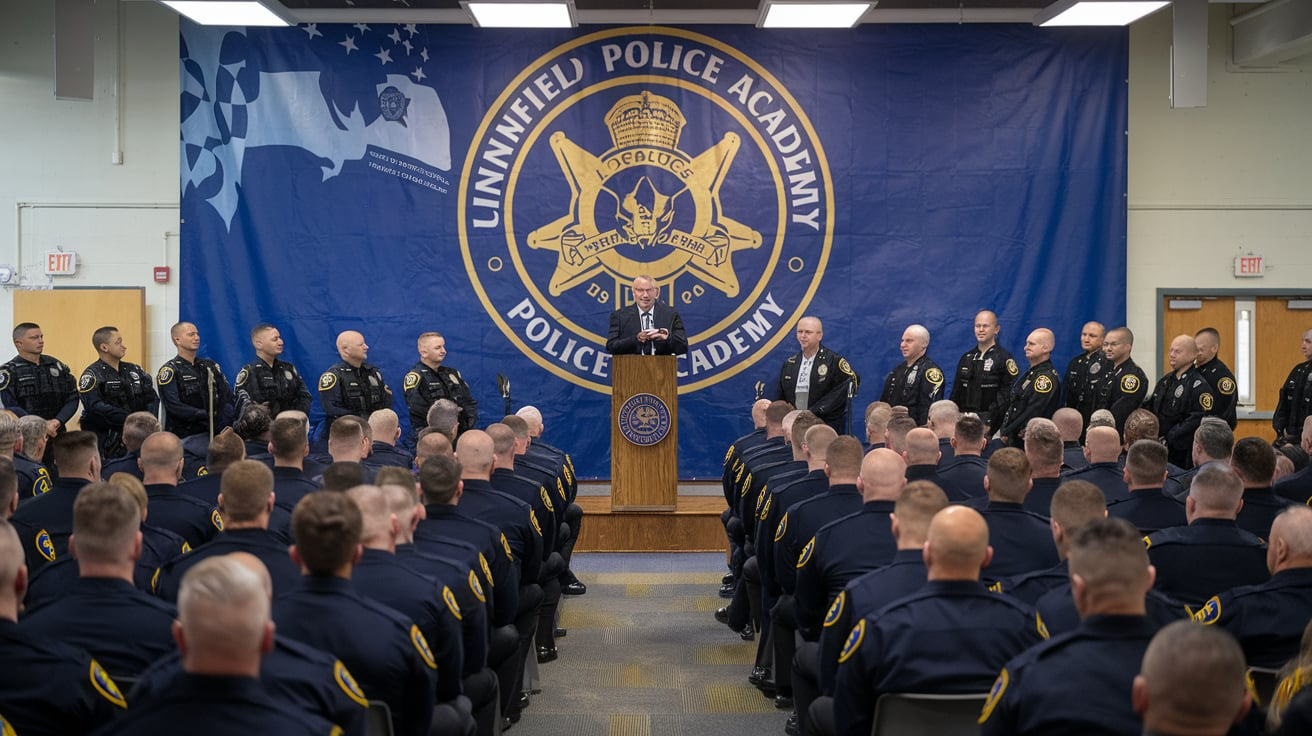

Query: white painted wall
1128;5;1312;377
1;1;1307;379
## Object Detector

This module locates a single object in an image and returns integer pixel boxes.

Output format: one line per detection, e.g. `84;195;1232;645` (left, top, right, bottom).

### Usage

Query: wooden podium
610;354;678;511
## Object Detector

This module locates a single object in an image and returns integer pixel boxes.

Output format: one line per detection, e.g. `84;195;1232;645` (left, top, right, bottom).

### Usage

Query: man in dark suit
605;275;687;356
773;316;858;432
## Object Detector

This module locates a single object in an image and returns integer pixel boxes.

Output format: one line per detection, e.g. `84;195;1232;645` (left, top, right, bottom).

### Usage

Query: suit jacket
606;302;688;356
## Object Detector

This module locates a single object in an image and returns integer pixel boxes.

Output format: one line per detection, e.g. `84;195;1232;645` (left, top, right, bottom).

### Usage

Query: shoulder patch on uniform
1;713;15;736
156;366;174;385
151;567;161;593
500;533;514;560
1142;535;1153;550
540;486;555;513
988;580;1003;593
319;372;337;390
403;371;421;391
926;367;944;386
78;372;96;393
724;446;735;464
89;659;127;709
410;624;438;669
1034;374;1054;394
837;619;865;663
529;509;542;537
796;537;815;568
196;465;208;477
35;529;55;562
757;494;772;521
181;541;192;554
1192;596;1222;625
442;585;463;620
823;592;845;628
32;468;52;496
1219;377;1236;395
556;478;567;503
978;668;1009;724
838;358;855;378
1200;392;1214;411
0;369;9;391
774;513;789;542
235;367;249;387
479;553;493;587
1036;612;1049;639
469;570;486;602
211;509;224;531
1006;358;1019;377
334;660;369;708
1120;374;1140;393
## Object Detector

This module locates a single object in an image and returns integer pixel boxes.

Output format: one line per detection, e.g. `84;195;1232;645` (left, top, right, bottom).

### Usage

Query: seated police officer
273;491;439;736
0;518;127;736
101;555;340;736
1132;621;1251;736
11;431;102;573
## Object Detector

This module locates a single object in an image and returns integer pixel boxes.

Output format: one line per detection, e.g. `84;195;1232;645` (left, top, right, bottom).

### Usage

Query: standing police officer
157;322;236;441
1063;321;1109;425
997;329;1062;447
234;324;312;417
949;310;1018;431
404;332;478;442
78;326;159;459
879;324;944;426
1146;335;1217;469
318;330;392;435
1095;326;1149;432
774;317;858;433
1193;327;1238;429
0;323;78;442
1273;328;1312;444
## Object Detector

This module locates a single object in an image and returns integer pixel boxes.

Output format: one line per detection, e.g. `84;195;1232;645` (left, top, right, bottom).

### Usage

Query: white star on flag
388;29;402;44
375;48;393;65
420;47;429;62
302;24;322;39
339;36;358;54
404;23;419;37
402;39;413;55
353;23;371;32
411;67;427;82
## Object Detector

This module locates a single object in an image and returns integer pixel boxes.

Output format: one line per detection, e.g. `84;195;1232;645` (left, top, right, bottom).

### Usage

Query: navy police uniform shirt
101;451;143;480
817;548;927;694
1060;462;1130;503
1062;442;1088;472
317;361;392;427
1273;358;1312;440
722;427;767;505
742;459;806;541
879;354;944;426
156;355;236;439
131;636;368;735
97;674;340;736
402;362;478;438
491;467;559;557
936;454;988;499
994;560;1068;605
19;576;177;678
1146;518;1270;606
0;619;127;736
979;614;1159;736
757;469;828;599
1236;487;1294;541
1193;566;1312;669
13;453;52;501
0;354;79;425
77;359;159;458
144;483;223;547
236;357;313;417
9;476;91;573
1034;584;1185;637
273;466;322;512
177;472;224;506
906;464;960;501
273;575;436;736
457;478;543;586
999;360;1062;446
154;527;299;602
394;542;492;674
1275;466;1312;506
793;500;897;642
950;343;1018;430
364;441;414;470
977;501;1059;580
774;483;863;594
353;548;465;703
1106;488;1187;534
1146;367;1216;468
1094;357;1149;432
1195;357;1238;428
1063;349;1110;423
832;579;1047;736
417;505;518;628
1022;477;1061;516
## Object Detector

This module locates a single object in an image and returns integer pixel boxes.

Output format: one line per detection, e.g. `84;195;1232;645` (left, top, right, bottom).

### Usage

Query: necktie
642;312;653;355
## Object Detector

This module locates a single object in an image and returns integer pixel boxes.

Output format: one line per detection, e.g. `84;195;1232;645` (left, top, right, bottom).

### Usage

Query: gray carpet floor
518;553;787;736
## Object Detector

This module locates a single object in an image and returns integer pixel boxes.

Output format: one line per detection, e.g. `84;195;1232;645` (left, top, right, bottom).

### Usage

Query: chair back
871;692;989;736
366;699;394;736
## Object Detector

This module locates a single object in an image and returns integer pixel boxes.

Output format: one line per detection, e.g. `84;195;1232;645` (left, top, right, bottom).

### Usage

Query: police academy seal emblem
459;27;834;394
617;392;672;446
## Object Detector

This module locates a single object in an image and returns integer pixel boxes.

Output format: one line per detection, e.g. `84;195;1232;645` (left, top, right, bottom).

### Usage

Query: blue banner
180;21;1127;479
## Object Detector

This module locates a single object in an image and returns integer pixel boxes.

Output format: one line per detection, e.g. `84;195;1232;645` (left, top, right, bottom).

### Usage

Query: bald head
900;324;930;364
903;428;941;466
1084;425;1121;464
858;448;907;502
1134;621;1250;736
414;431;453;467
515;405;544;437
455;429;494;478
751;399;772;429
1052;408;1083;442
1024;328;1054;365
924;506;990;580
1268;506;1312;574
1167;334;1199;374
139;432;184;484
